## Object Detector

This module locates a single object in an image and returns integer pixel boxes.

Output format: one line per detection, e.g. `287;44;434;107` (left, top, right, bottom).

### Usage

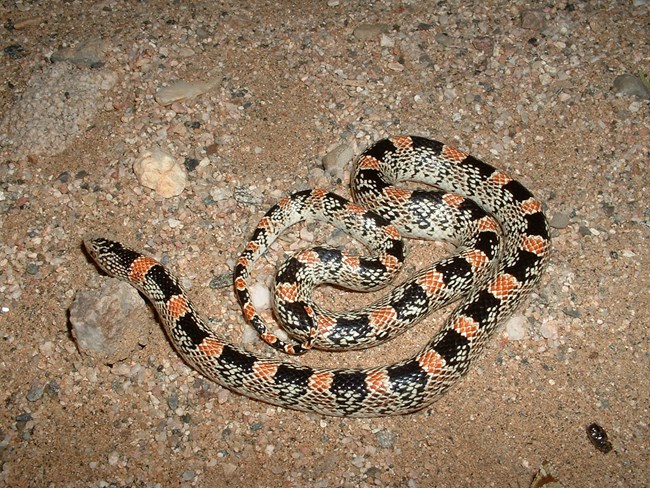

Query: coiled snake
85;135;550;417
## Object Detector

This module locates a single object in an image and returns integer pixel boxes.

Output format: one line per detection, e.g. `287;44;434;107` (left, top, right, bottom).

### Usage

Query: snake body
85;135;550;417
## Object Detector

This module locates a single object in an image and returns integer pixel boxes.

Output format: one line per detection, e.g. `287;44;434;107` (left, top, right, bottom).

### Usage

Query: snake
84;135;550;417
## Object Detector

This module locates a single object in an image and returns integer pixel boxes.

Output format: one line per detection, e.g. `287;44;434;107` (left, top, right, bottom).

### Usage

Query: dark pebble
209;273;232;289
167;393;179;410
562;308;581;318
26;385;44;402
578;225;593;236
45;380;60;397
15;412;33;423
4;44;25;59
184;157;200;171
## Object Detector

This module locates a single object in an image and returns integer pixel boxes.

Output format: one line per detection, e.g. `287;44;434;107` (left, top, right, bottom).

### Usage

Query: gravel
0;1;648;487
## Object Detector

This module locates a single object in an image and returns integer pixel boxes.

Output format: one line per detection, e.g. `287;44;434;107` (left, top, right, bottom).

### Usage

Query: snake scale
85;135;550;417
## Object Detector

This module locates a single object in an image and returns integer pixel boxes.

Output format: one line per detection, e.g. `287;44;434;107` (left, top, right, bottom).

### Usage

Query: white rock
380;34;395;47
249;283;271;310
155;79;219;106
505;315;527;341
133;149;186;198
539;321;559;340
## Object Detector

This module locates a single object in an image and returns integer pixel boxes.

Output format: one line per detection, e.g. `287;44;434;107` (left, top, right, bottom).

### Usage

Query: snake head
83;236;139;280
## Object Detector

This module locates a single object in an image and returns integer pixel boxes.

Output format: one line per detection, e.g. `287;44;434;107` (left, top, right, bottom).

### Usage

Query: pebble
26;385;44;402
520;9;547;31
3;44;25;59
222;463;237;477
435;33;453;47
353;23;391;41
108;451;119;466
505;315;527;341
322;143;354;176
613;74;650;99
375;430;396;449
133;149;187;198
50;37;107;67
209;273;232;289
249;283;271;310
539;321;559;341
155;80;219;106
549;212;571;229
167;393;179;410
38;341;54;357
181;471;196;481
380;34;395;48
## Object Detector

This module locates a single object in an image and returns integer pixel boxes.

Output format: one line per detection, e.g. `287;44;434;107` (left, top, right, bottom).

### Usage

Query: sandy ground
1;1;648;487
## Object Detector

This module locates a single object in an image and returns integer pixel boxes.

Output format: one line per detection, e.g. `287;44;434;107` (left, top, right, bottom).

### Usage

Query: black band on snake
84;135;550;417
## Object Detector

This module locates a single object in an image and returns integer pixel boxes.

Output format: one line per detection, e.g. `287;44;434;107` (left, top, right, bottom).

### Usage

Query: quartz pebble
133;149;187;197
155;80;220;106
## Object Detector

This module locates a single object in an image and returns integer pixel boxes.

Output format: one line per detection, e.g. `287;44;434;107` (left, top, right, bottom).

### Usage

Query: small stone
242;325;261;346
353;23;390;41
50;38;107;67
108;451;119;466
223;463;237;477
322;143;354;175
472;36;494;52
521;9;547;31
375;430;396;448
181;471;196;481
133;149;187;198
167;393;179;410
155;80;219;106
39;341;55;357
4;44;25;59
249;283;271;310
613;74;650;99
206;143;221;155
435;33;453;47
549;212;571;229
26;385;44;402
505;315;527;341
578;225;593;237
45;380;60;397
209;273;232;289
209;187;231;202
380;34;395;48
539;321;558;341
217;388;230;404
562;308;581;318
184;157;200;172
13;17;44;29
